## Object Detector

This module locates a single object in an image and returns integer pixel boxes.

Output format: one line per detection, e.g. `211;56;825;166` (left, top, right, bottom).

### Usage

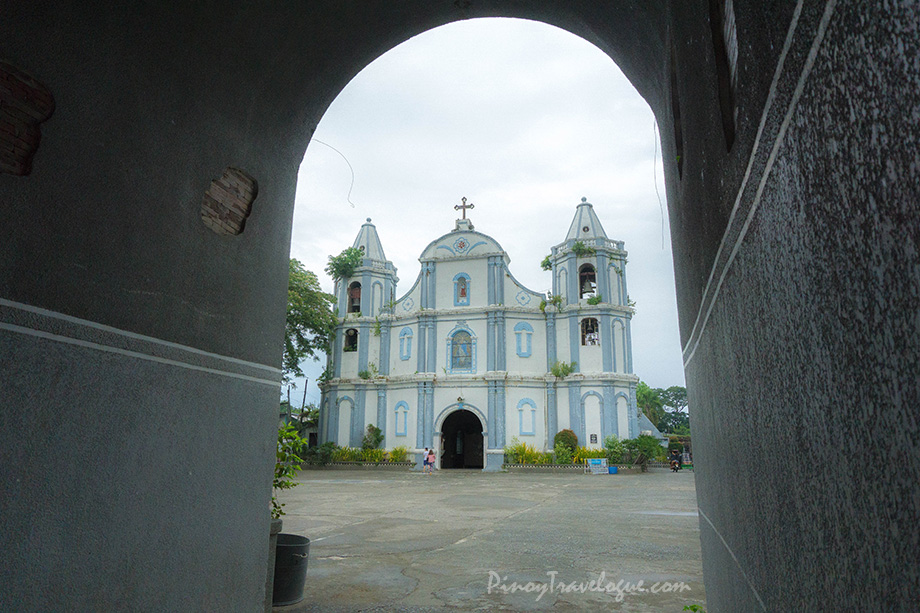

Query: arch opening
439;409;484;469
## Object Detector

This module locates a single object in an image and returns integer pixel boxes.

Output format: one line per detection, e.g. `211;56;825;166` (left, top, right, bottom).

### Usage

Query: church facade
318;198;659;470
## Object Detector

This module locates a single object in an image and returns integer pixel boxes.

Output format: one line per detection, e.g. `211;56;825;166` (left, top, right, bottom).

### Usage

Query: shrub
571;241;596;257
550;360;577;378
621;435;666;470
325;247;363;281
331;446;363;462
389;446;409;462
504;437;544;464
573;446;607;464
301;441;337;466
553;441;573;464
554;429;578;452
604;435;625;464
540;255;552;271
273;424;305;518
362;424;384;450
362;448;385;463
586;294;602;305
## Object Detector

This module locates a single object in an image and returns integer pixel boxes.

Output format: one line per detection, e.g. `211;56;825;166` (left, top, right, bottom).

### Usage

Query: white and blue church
318;198;662;470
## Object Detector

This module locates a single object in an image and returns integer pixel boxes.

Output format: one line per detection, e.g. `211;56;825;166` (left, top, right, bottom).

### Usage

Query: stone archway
439;409;484;469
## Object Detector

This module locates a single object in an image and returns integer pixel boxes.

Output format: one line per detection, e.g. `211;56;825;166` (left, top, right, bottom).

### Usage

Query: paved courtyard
274;468;704;612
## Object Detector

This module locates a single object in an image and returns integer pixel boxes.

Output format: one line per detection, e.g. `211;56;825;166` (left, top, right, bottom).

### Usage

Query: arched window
514;321;533;358
518;398;537;435
399;327;413;361
453;273;471;306
347;281;361;313
581;318;599;346
394;401;409;437
344;328;358;352
447;327;475;373
579;264;597;299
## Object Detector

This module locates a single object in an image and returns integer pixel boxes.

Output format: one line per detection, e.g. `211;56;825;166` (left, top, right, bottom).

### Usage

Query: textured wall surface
674;1;920;610
1;0;917;610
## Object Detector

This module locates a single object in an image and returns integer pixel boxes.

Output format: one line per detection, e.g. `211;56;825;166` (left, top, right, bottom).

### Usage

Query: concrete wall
2;1;918;610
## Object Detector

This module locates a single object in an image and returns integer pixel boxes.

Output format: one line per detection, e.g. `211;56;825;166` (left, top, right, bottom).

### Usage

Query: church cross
454;196;475;219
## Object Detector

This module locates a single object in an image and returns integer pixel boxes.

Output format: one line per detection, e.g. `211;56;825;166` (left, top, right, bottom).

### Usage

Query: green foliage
343;345;357;353
668;440;684;453
660;385;688;413
382;299;397;313
659;410;690;434
550;360;577;378
637;380;665;429
331;446;364;462
362;424;384;450
363;448;386;463
586;294;603;305
389;446;410;462
573;446;607;464
683;605;706;612
540;255;552;271
283;259;337;382
504;437;547;464
554;429;578;452
373;317;382;336
317;366;332;384
571;241;596;257
627;295;636;308
301;441;338;466
539;294;564;313
553;441;573;464
272;424;305;518
603;435;626;464
325;247;363;281
622;434;666;469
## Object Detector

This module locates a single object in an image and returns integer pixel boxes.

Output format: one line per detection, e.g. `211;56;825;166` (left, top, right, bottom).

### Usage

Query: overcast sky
285;18;684;408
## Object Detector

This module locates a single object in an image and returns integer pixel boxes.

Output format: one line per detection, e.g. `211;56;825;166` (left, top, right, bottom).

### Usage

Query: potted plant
267;424;310;608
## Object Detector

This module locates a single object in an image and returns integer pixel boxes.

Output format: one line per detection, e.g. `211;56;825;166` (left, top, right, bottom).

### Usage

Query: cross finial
454;196;475;220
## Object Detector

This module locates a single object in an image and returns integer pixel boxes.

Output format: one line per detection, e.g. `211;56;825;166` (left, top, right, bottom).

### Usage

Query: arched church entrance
439;409;484;469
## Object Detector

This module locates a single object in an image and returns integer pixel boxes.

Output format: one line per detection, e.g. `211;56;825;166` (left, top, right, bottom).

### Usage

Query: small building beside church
318;198;662;470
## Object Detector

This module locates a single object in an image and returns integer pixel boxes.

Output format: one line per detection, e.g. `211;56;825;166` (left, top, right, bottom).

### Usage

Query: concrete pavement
274;468;705;612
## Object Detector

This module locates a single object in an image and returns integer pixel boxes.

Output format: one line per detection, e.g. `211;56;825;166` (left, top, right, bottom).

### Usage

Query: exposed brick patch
201;167;257;235
0;61;55;176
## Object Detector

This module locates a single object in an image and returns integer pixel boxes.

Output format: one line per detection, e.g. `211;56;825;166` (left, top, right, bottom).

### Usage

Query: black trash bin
272;534;310;606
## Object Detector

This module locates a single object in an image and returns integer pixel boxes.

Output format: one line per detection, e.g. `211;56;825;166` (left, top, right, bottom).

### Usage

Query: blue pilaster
496;312;506;370
495;383;505;448
357;322;369;373
546;383;558;442
376;385;387;446
601;313;612;371
596;251;609;300
416;382;426;449
602;384;615;440
487;383;497;448
568;383;583;445
568;314;580;372
426;317;437;373
486;312;496;371
379;321;391;375
351;386;365;447
545;312;556;371
628;382;639;438
333;323;343;378
626;318;634;373
416;317;427;373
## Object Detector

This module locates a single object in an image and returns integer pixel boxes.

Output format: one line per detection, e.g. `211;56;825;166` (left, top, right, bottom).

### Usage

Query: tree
283;259;337;382
660;385;688;414
636;381;665;429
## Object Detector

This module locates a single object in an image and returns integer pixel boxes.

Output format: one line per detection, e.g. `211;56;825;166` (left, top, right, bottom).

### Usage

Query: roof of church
351;218;388;263
563;197;609;242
